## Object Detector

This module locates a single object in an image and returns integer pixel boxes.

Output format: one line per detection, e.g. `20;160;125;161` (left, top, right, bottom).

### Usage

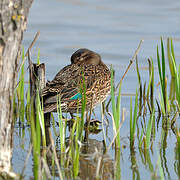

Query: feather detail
42;48;111;114
70;93;82;100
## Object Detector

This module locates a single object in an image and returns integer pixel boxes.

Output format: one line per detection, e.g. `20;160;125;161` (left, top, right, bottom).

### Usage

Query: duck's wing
43;65;98;104
43;77;82;104
41;64;79;96
58;65;104;105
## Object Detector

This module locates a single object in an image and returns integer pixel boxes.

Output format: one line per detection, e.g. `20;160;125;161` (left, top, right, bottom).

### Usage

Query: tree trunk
0;0;33;176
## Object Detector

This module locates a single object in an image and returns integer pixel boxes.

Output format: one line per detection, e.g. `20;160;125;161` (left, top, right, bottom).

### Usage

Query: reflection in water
115;148;121;180
45;136;114;179
80;139;114;180
130;148;140;180
174;139;180;178
160;127;171;179
13;108;180;179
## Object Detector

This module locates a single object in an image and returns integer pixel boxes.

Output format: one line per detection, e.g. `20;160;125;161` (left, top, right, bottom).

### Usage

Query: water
13;0;180;179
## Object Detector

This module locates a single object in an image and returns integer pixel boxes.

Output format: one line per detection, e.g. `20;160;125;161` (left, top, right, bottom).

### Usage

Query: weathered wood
28;57;46;96
0;0;33;176
28;53;51;150
28;51;51;126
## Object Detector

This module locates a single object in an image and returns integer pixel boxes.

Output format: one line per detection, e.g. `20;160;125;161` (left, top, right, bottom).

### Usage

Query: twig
106;112;125;153
28;50;33;71
15;32;40;89
106;40;144;108
41;158;51;179
95;151;102;179
115;39;144;92
20;144;32;179
48;128;63;179
17;31;40;73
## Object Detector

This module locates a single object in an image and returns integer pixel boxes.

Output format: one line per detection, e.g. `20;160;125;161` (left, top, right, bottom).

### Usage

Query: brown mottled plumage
42;48;111;114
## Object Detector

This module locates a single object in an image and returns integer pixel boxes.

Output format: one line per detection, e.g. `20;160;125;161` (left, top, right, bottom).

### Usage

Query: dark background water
12;0;180;179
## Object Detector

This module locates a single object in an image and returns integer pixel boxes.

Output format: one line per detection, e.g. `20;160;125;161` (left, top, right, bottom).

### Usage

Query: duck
42;48;111;114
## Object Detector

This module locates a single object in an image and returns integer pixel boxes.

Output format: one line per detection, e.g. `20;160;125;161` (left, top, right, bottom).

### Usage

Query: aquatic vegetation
110;66;122;149
16;47;25;123
156;38;170;115
12;38;180;179
130;90;138;148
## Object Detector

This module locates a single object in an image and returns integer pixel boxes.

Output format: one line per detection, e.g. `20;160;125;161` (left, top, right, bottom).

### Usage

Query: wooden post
28;51;51;127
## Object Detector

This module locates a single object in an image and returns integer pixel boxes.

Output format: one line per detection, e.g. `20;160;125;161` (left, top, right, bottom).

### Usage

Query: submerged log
0;0;33;177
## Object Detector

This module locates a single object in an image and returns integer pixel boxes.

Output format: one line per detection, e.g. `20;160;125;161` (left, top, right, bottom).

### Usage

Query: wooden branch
115;39;144;92
17;31;40;73
106;40;144;109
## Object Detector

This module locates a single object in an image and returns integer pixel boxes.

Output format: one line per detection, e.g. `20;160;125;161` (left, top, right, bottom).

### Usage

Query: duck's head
71;48;102;65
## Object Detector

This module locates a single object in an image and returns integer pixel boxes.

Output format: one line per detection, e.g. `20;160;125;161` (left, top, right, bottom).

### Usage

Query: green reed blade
130;97;133;145
158;90;165;115
26;82;30;116
178;65;180;94
110;66;117;122
161;38;167;113
30;99;36;148
57;96;66;153
171;55;180;106
167;38;175;77
157;38;169;114
51;113;58;137
165;77;170;113
157;46;165;114
157;45;162;86
116;81;121;123
136;57;142;115
133;90;138;135
70;120;80;178
36;91;46;147
37;48;40;65
35;95;41;155
147;59;153;113
176;64;180;105
79;70;86;141
136;57;141;86
130;89;138;148
161;37;166;88
174;63;179;95
115;149;121;180
142;82;147;117
171;38;175;63
20;57;25;103
116;81;122;148
30;98;40;180
73;141;80;178
150;58;154;111
19;47;25;122
138;126;144;148
110;65;121;148
145;109;154;148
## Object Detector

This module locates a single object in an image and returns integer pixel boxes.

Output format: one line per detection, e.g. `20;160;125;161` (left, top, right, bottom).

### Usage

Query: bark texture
0;0;33;175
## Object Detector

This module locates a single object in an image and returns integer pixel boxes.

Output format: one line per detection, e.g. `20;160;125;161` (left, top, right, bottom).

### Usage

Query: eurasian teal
42;48;111;114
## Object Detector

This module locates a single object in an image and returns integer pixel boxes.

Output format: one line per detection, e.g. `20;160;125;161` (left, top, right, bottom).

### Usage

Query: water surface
13;0;180;179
